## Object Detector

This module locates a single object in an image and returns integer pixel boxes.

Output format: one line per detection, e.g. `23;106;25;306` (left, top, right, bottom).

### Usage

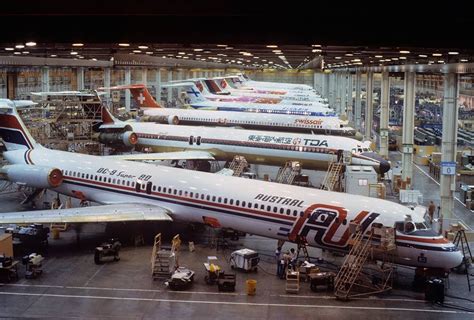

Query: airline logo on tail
98;84;162;108
0;101;37;150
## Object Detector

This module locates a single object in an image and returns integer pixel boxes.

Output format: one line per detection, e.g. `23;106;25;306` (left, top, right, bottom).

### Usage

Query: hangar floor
0;151;473;319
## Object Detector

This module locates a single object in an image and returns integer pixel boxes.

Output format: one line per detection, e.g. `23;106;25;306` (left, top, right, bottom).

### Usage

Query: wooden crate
0;233;13;257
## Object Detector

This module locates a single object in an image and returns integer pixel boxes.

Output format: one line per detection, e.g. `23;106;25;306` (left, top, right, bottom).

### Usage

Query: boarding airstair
334;223;373;300
275;161;301;185
453;229;473;291
320;161;344;192
228;155;248;177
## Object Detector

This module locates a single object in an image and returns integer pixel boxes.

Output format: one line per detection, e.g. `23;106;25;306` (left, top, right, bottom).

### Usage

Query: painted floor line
0;291;471;315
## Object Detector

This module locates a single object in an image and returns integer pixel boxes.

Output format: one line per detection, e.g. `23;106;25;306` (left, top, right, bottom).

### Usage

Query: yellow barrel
51;228;60;240
246;279;257;296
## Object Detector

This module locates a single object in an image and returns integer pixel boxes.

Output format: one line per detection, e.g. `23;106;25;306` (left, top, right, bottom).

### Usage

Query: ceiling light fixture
432;53;442;56
399;50;410;54
138;45;148;49
5;48;14;51
448;51;459;55
418;54;428;58
72;43;84;47
118;43;130;47
15;44;25;49
25;42;36;47
70;51;78;55
193;48;204;51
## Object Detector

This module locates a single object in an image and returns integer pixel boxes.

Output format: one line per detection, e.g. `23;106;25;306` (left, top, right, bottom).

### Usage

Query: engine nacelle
0;164;63;188
141;115;179;125
98;131;138;147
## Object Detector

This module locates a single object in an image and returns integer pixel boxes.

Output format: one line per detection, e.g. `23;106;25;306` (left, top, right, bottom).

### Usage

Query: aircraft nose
448;249;465;269
361;152;391;174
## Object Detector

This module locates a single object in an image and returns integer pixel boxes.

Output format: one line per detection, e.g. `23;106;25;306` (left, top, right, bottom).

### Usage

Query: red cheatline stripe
65;175;295;223
397;235;450;244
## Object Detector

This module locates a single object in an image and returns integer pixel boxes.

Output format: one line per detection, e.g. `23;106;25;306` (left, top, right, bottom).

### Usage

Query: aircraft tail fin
101;105;121;124
0;99;38;151
99;84;162;108
184;83;208;104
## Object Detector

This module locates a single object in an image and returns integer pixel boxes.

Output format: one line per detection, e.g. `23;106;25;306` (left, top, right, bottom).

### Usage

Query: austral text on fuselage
254;194;304;207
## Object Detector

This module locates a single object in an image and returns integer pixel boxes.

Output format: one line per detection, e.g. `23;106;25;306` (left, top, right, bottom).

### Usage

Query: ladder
286;271;300;293
275;161;301;185
334;225;373;300
171;234;181;268
320;161;344;191
453;229;473;291
228;155;248;177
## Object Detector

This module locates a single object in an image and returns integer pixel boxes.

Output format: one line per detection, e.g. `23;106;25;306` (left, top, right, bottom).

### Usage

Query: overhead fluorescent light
72;43;84;47
25;42;36;47
118;43;130;47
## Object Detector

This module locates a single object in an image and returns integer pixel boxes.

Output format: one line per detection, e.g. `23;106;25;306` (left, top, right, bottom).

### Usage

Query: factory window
286;209;291;215
236;200;240;206
267;205;271;211
293;210;298;217
229;199;233;205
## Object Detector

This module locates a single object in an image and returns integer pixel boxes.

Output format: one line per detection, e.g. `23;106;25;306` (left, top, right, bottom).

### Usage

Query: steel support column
41;67;50;92
340;73;347;116
401;71;416;187
155;68;161;103
354;71;362;131
103;68;111;99
347;73;353;123
167;69;173;102
323;73;330;99
124;67;131;112
379;71;390;158
440;73;459;224
76;67;84;90
365;71;374;139
141;68;147;85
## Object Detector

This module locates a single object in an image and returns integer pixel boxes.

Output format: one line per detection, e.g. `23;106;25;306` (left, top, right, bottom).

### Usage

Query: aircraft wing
215;168;234;176
106;151;215;161
0;203;173;224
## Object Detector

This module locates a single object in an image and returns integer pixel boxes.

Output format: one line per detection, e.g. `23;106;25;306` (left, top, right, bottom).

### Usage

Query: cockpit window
395;221;430;234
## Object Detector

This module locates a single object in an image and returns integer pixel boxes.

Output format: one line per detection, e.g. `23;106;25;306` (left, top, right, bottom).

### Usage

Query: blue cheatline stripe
0;128;31;149
63;179;294;227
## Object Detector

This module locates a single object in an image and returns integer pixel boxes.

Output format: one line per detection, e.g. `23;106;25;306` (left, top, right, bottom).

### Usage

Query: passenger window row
62;169;304;217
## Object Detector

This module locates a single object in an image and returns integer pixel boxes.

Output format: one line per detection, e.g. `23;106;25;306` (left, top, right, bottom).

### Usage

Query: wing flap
0;203;173;224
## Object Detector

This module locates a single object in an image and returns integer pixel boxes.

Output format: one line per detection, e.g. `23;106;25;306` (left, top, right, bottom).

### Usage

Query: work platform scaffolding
334;223;396;300
19;92;104;154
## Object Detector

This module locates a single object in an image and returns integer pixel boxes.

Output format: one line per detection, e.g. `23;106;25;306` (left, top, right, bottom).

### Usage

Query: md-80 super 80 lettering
0;99;463;270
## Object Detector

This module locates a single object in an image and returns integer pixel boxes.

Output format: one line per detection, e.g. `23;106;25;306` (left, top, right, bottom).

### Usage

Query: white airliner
0;99;463;270
210;77;327;104
101;84;357;137
193;78;327;105
234;73;317;92
99;106;389;173
162;82;336;117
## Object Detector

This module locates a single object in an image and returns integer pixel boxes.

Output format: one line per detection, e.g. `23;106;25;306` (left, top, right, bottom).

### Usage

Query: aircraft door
146;181;152;194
